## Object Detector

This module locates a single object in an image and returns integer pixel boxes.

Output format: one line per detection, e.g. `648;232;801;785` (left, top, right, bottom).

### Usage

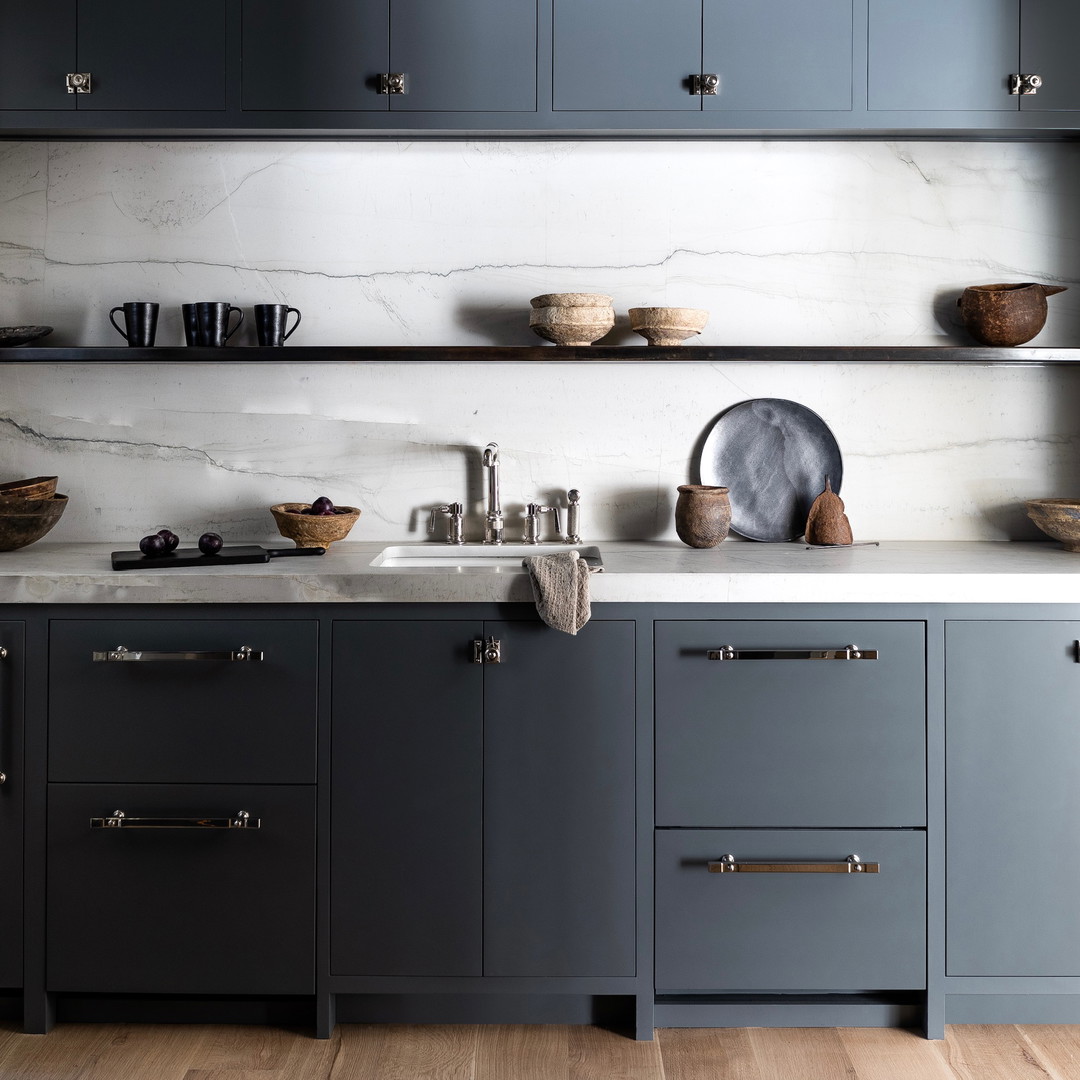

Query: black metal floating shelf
0;345;1079;363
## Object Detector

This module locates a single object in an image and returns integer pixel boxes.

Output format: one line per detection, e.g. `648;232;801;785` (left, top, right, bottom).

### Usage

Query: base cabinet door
0;624;23;989
947;620;1080;975
656;829;926;991
47;783;315;994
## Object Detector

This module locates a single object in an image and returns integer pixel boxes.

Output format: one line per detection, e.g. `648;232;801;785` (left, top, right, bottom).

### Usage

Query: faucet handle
565;488;582;544
523;503;562;544
428;502;465;544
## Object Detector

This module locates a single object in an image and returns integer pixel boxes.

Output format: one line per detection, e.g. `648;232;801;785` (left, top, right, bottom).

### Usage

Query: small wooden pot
675;485;731;548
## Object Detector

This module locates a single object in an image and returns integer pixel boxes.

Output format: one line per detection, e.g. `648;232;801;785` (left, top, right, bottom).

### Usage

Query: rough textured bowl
629;306;709;346
0;493;67;551
1026;498;1080;551
0;476;58;500
529;293;615;346
271;503;360;548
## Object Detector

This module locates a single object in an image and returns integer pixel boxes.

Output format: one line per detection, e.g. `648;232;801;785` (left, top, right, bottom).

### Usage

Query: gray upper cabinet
946;620;1080;977
869;0;1080;113
0;0;226;112
243;0;537;113
553;0;852;113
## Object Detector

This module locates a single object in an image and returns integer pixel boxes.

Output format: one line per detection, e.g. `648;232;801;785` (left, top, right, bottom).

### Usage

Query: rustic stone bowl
529;292;615;346
1025;498;1080;551
629;306;708;346
271;503;360;548
0;493;67;551
0;476;58;500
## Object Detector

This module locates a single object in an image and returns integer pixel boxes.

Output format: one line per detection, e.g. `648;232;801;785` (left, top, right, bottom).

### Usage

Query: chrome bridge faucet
481;442;504;544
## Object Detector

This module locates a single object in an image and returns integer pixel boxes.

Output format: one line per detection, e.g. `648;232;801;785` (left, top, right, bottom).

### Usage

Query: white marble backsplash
0;139;1078;543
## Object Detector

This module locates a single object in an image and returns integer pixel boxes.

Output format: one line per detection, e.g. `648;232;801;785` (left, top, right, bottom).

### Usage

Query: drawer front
47;783;315;994
656;621;925;826
49;619;317;782
656;828;926;992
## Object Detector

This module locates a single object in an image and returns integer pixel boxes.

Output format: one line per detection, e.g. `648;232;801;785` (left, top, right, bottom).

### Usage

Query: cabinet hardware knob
378;73;407;95
1009;73;1042;95
707;853;879;874
472;637;502;664
65;72;92;94
691;73;719;96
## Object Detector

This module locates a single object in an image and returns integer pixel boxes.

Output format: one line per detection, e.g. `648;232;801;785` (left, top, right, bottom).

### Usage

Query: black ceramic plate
0;326;53;347
700;398;843;542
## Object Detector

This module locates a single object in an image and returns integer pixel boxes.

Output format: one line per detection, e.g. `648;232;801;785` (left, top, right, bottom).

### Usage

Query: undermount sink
371;544;602;572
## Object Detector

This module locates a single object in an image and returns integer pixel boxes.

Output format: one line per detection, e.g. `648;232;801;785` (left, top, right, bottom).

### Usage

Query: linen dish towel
523;550;599;635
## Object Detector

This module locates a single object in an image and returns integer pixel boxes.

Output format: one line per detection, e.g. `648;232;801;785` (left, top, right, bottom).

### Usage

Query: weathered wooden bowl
0;476;58;500
270;503;360;548
1026;498;1080;551
0;493;67;551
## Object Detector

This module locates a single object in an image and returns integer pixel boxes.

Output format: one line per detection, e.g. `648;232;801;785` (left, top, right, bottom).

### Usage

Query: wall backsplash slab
0;139;1078;544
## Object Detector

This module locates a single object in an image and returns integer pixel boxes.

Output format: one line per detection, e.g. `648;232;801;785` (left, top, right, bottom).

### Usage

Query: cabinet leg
923;994;944;1041
316;992;336;1039
634;994;654;1041
22;990;55;1035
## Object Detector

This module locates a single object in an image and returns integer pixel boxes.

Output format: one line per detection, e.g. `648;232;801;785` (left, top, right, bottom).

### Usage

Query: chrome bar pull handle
92;644;264;662
707;643;877;661
0;645;7;786
708;853;879;874
91;809;260;830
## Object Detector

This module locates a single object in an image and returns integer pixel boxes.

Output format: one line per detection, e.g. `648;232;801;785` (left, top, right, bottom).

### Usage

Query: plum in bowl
270;501;360;548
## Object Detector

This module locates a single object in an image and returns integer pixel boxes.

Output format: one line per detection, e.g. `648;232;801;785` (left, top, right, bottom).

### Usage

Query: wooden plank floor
0;1024;1076;1080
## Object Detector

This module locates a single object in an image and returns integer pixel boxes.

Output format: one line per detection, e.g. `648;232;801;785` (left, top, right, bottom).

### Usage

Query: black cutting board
111;545;325;570
699;398;843;542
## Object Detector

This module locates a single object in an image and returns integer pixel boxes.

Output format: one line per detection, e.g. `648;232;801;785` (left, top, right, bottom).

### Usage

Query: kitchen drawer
46;783;315;994
656;621;925;827
655;828;926;992
49;619;317;782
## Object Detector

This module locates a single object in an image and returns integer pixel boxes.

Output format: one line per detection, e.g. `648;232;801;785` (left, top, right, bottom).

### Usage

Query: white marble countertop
1;540;1080;604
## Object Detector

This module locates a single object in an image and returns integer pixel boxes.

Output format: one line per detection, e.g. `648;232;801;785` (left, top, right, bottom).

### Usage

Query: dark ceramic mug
254;304;302;346
109;302;159;347
182;302;243;346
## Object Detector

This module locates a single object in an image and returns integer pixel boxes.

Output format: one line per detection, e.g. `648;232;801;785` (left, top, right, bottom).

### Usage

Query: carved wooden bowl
0;476;58;500
270;503;360;548
1026;498;1080;551
0;493;67;551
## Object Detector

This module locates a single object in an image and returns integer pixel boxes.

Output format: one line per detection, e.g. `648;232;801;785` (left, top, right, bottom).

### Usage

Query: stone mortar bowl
1026;498;1080;551
271;503;361;548
529;292;614;346
629;306;708;346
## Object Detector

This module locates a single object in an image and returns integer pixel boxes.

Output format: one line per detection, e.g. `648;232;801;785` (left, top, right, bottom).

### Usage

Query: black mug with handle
183;302;244;346
255;304;302;346
109;302;159;347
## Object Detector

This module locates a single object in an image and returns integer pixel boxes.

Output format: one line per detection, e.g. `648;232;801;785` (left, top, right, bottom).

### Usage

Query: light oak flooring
0;1023;1077;1080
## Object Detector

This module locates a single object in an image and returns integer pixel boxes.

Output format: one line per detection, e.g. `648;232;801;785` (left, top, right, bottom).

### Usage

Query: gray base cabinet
946;620;1080;976
331;618;637;981
0;624;23;990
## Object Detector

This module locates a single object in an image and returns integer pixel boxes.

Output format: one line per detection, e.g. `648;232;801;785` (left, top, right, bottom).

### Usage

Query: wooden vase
675;485;731;548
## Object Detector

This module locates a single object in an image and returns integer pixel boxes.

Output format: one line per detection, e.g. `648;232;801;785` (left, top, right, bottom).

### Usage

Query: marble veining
0;140;1079;544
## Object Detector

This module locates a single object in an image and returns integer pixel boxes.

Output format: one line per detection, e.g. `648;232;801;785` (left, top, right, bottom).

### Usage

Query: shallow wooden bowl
270;503;360;548
0;493;67;551
1026;498;1080;551
0;476;58;500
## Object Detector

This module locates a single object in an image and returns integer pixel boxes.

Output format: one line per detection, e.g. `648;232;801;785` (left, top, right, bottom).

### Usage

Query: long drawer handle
706;644;877;661
0;645;7;786
92;645;263;662
707;853;879;874
90;809;260;830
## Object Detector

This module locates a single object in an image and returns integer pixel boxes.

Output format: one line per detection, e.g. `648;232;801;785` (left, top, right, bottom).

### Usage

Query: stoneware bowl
271;503;360;548
629;306;708;346
0;493;67;551
529;292;615;346
1025;498;1080;551
0;475;58;500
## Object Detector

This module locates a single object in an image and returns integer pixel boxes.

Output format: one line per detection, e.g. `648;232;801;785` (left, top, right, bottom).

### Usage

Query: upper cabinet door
552;0;703;111
0;1;76;110
242;0;389;111
1019;0;1080;110
868;0;1018;111
76;0;226;110
702;0;852;111
389;0;536;112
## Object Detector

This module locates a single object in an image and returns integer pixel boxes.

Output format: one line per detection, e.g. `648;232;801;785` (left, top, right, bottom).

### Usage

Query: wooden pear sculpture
805;476;853;546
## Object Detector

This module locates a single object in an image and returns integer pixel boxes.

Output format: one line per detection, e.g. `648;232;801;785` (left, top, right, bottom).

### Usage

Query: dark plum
156;528;179;551
310;496;335;515
198;532;223;555
139;534;167;556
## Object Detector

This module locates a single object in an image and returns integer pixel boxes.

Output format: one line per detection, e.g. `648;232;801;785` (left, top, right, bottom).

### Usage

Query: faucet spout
481;442;504;544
